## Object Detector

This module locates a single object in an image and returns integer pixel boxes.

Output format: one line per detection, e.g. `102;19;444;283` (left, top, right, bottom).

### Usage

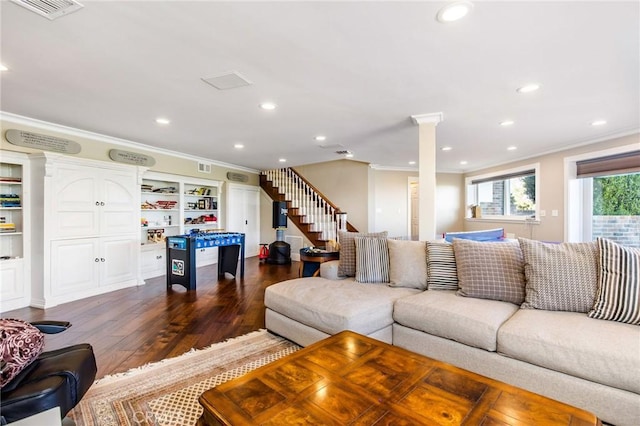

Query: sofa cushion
454;239;526;304
497;309;640;394
337;231;388;277
264;277;420;336
393;290;519;351
426;241;458;290
387;239;427;290
354;236;390;284
589;238;640;325
519;238;598;312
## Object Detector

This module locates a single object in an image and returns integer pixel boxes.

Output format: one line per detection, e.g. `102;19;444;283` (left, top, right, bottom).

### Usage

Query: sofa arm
319;260;347;280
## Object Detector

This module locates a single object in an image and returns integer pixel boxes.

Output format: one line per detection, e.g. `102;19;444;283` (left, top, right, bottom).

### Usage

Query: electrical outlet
552;209;559;217
540;210;546;217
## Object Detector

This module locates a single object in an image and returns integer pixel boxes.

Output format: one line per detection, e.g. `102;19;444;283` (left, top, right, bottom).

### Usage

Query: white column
411;112;443;241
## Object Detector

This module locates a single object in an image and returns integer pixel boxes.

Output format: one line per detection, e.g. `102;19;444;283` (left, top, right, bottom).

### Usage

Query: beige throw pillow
387;239;428;290
453;238;525;304
519;238;598;312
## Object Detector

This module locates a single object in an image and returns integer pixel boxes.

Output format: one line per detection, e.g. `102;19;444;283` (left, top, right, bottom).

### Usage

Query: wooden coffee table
198;330;601;425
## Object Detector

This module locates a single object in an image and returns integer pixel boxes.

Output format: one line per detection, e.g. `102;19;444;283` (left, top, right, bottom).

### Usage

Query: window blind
576;150;640;178
470;169;535;185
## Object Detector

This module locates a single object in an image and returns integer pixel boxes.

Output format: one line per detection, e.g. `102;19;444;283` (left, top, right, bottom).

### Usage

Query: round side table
299;249;340;277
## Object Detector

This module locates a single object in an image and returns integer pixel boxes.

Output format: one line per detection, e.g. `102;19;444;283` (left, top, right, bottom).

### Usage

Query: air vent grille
198;162;212;174
202;72;253;90
335;150;352;155
11;0;84;20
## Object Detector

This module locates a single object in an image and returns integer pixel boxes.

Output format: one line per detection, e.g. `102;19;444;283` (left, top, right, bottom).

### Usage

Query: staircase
260;168;357;247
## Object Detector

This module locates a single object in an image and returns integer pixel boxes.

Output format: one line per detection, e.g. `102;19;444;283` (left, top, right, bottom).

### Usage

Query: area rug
69;330;301;426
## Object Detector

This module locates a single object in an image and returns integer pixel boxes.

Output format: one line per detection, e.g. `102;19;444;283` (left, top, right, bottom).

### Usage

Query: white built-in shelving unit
0;152;31;312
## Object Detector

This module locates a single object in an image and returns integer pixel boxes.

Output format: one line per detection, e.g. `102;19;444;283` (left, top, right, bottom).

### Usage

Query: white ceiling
1;1;638;172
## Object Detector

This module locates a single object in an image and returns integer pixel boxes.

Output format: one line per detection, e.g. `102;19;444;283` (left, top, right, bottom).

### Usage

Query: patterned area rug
69;330;300;426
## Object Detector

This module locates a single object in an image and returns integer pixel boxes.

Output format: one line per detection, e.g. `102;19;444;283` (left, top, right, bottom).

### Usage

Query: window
566;146;639;247
466;164;539;220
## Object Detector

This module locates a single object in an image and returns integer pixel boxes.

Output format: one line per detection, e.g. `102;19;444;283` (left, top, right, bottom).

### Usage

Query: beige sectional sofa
265;236;640;426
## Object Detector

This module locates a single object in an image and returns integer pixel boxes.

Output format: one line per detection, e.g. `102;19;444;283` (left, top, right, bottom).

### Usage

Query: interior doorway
408;176;419;240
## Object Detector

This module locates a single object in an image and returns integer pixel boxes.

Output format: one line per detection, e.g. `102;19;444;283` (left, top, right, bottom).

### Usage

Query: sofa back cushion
454;238;525;304
588;238;640;325
519;238;598;312
354;237;390;284
337;231;387;277
426;241;458;290
387;239;428;290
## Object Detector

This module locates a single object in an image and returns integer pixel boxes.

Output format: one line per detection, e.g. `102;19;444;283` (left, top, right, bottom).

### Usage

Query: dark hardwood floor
2;257;300;379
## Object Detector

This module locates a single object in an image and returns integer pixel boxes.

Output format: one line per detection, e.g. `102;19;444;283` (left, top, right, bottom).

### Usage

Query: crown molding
0;111;260;174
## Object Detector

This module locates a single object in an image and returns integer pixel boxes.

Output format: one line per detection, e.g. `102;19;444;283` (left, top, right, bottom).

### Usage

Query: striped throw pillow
337;231;388;277
354;237;390;284
426;241;458;290
588;238;640;325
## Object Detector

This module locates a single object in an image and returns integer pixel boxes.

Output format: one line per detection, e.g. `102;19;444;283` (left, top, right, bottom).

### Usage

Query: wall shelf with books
139;172;223;279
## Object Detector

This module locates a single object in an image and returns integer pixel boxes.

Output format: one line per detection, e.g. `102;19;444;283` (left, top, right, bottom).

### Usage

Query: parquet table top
198;330;601;425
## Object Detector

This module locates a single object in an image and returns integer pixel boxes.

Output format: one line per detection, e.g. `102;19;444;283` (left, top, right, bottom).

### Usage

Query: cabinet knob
100;202;105;206
95;201;100;206
100;258;105;262
156;255;162;259
95;258;100;262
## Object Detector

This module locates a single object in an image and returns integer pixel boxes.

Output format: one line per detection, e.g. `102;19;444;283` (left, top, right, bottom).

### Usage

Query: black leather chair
0;321;97;425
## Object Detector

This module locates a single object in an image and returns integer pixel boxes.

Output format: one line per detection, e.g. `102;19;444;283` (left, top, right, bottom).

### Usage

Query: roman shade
576;150;640;178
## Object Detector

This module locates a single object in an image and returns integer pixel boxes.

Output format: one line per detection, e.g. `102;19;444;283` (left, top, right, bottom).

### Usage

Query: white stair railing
262;168;344;245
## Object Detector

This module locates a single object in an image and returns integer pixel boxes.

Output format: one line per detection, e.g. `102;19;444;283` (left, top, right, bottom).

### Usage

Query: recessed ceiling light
436;1;474;23
591;120;607;126
441;146;453;151
507;146;518;151
517;83;540;93
155;117;170;125
278;158;287;163
314;135;326;142
260;102;277;110
408;161;416;165
500;120;514;126
234;143;244;149
0;64;8;71
460;160;468;165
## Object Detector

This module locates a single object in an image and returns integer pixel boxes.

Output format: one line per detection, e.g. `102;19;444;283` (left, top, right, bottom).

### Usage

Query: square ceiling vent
11;0;84;20
202;71;253;90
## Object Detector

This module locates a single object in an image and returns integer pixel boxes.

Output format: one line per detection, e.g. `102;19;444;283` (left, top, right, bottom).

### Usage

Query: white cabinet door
0;259;25;311
100;236;138;287
141;245;166;279
50;238;100;297
50;165;138;239
51;167;100;238
227;184;260;257
195;247;217;267
101;171;139;235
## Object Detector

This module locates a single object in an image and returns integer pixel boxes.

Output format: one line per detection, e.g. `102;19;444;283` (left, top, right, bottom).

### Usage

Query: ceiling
1;1;638;172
